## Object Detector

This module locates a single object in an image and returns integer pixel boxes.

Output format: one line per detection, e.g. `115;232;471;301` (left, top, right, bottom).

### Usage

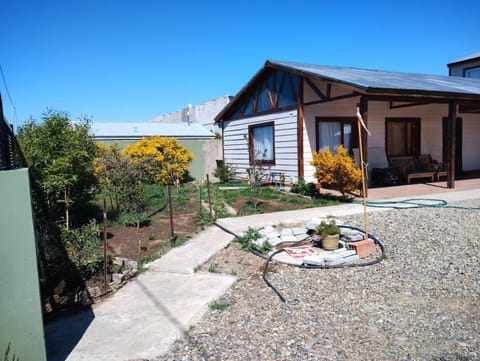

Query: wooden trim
221;120;225;162
359;97;368;197
297;78;304;178
304;92;360;106
303;77;326;100
248;121;276;165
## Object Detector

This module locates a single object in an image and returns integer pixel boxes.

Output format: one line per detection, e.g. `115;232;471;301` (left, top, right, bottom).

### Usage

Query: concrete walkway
44;183;480;360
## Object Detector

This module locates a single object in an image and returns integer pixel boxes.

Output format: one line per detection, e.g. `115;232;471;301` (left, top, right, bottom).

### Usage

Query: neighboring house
90;121;220;181
149;95;232;133
448;52;480;79
215;60;480;189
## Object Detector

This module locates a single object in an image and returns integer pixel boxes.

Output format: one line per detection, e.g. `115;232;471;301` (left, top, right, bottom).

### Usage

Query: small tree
124;136;194;186
311;145;362;198
94;142;148;228
16;110;97;227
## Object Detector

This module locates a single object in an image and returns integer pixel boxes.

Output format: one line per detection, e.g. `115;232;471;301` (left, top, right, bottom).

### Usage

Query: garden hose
214;221;386;304
362;198;480;210
262;225;385;303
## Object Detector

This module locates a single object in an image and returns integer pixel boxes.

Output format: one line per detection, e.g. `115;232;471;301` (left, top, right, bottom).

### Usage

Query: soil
105;213;197;260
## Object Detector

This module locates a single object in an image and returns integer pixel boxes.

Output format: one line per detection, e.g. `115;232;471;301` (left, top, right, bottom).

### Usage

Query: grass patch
208;263;220;273
138;235;190;272
210;300;233;311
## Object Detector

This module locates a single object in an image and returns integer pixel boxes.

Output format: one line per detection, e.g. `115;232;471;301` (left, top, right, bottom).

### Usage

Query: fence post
206;174;213;224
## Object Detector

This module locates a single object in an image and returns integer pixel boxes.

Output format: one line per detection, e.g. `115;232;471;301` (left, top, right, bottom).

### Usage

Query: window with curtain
249;122;275;164
316;118;356;154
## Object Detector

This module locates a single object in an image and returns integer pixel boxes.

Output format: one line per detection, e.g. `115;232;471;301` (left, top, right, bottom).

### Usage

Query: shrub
290;177;316;197
214;162;236;183
235;227;272;255
311;145;362;198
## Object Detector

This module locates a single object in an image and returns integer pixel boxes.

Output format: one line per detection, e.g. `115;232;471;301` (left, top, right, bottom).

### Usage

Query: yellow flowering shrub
311;145;362;197
124;136;194;185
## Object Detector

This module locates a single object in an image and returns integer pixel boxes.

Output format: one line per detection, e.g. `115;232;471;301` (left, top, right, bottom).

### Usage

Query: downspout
447;101;456;189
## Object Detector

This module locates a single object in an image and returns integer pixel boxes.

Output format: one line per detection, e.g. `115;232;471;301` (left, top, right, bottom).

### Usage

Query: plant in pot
316;219;340;251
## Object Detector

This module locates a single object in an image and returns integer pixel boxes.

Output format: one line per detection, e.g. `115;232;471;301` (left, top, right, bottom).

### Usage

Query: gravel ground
158;200;480;361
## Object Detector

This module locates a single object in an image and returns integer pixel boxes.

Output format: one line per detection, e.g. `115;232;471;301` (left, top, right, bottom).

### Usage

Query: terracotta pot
322;234;339;251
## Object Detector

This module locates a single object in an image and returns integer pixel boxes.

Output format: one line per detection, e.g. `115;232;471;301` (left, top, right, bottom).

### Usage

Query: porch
367;177;480;201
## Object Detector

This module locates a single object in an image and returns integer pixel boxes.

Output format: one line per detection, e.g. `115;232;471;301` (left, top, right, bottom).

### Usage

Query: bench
389;155;439;184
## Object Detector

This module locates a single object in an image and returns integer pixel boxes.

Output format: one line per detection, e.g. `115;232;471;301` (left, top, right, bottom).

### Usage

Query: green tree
16;110;97;227
94;142;150;228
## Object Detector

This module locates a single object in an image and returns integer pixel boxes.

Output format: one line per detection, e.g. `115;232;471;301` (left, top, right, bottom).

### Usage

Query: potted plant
315;219;340;250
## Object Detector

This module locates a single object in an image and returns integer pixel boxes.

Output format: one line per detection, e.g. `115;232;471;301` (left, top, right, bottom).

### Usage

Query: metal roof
89;122;214;140
215;60;480;122
268;60;480;96
448;52;480;66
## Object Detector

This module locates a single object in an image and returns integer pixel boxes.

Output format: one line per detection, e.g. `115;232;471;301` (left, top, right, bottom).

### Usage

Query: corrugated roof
448;52;480;66
269;60;480;96
89;122;214;140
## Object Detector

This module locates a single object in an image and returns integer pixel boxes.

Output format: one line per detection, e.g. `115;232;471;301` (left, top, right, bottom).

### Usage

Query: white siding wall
462;113;480;170
222;110;298;181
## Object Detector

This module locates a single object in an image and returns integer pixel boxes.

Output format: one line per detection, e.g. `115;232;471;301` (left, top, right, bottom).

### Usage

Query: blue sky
2;0;479;128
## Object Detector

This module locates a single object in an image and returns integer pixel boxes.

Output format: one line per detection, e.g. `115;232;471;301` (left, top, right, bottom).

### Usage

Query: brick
349;239;375;258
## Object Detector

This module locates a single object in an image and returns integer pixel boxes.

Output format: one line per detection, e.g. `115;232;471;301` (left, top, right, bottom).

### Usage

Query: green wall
99;139;208;181
0;168;47;361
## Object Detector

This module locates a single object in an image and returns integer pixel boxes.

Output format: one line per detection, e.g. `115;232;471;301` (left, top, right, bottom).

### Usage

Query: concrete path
44;186;480;360
45;227;236;361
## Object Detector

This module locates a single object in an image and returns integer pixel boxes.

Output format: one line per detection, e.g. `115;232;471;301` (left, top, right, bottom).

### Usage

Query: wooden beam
447;102;456;188
359;96;369;197
303;92;360;106
297;78;304;178
303;77;326;100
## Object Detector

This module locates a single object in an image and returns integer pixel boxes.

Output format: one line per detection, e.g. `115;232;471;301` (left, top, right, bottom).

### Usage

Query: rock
112;273;125;283
124;260;138;269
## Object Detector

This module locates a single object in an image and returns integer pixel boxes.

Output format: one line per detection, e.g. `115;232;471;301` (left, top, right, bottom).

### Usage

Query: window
316;118;357;154
465;66;480;79
225;69;298;120
385;118;420;156
248;122;275;164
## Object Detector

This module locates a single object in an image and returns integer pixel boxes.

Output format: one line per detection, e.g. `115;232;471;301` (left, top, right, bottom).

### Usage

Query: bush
60;220;103;278
290;177;316;197
311;145;362;198
214;162;236;183
235;227;272;255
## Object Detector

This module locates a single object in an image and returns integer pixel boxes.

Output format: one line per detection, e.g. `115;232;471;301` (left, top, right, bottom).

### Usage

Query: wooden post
447;102;456;189
168;184;176;246
297;77;304;178
359;96;369;197
206;174;213;224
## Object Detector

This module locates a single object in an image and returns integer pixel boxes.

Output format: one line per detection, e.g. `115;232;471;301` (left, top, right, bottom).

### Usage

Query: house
215;60;480;189
448;52;480;79
89;121;220;181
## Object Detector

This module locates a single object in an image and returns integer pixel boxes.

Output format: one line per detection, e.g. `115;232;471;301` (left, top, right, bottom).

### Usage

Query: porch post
297;78;304;179
447;101;456;189
359;96;369;197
